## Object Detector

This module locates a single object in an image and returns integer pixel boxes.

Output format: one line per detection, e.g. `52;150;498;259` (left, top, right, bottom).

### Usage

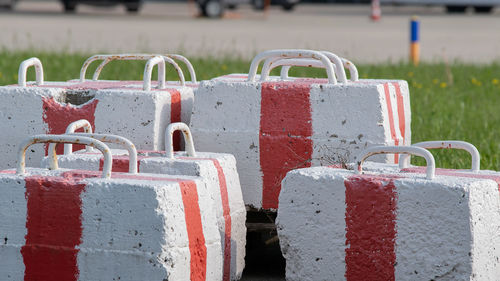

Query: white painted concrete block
0;56;195;170
276;146;500;281
41;124;246;281
190;49;411;209
0;167;222;281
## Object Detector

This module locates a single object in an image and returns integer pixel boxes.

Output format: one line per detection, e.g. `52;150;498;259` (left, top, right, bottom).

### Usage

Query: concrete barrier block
190;50;410;209
0;56;195;170
1;133;222;281
0;168;222;281
42;124;246;281
276;147;500;281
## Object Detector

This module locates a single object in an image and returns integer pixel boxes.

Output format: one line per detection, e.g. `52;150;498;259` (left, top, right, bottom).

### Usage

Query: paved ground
1;1;500;63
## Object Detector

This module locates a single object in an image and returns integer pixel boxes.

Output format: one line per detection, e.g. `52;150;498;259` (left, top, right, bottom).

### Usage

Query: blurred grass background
2;51;500;170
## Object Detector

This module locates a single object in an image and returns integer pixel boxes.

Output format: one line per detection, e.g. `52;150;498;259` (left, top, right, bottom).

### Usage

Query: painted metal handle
165;122;196;159
165;54;197;83
80;54;155;81
275;57;359;82
341;58;359;81
18;58;44;87
247;49;337;84
80;54;186;86
356;146;435;180
63;119;94;155
92;56;185;86
17;135;112;178
143;56;166;91
399;141;480;172
259;50;339;83
64;133;138;174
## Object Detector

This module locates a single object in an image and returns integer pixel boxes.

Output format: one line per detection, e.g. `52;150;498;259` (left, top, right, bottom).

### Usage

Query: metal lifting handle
17;134;112;179
59;133;138;174
278;57;359;81
165;122;196;159
143;56;166;91
18;58;44;87
356;146;436;180
63;119;94;155
165;54;197;83
341;58;359;81
399;141;480;172
247;49;337;84
79;54;185;84
259;50;341;83
90;55;186;86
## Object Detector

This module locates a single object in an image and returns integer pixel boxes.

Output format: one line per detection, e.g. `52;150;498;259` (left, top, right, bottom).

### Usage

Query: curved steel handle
17;135;112;178
165;122;196;159
356;146;435;180
79;54;186;86
18;58;44;87
143;56;166;91
165;54;197;83
92;55;185;86
341;58;359;81
399;141;480;172
61;133;138;174
63;119;94;155
259;50;340;83
80;54;157;82
277;57;358;82
247;49;337;84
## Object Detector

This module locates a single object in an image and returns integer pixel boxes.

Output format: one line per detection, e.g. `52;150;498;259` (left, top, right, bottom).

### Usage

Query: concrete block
0;55;195;169
0;135;221;281
42;123;246;281
276;146;500;281
190;49;410;209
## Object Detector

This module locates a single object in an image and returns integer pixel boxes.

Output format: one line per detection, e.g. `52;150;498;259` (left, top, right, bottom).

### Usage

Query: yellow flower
407;72;414;77
471;77;482;86
492;79;499;85
221;64;228;71
440;82;447;88
432;79;439;84
0;72;3;79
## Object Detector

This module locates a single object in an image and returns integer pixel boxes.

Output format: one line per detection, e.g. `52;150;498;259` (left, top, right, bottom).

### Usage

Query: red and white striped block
190;49;410;209
42;123;246;281
276;146;500;281
0;55;195;169
0;135;222;281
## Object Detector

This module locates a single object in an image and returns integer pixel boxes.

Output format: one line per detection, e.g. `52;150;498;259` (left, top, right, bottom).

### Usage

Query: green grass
2;51;500;170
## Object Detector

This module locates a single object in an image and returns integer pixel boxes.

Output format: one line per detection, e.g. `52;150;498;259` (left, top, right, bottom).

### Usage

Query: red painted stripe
42;97;98;155
179;181;208;281
22;176;86;281
99;153;231;279
260;81;314;209
169;89;182;151
344;175;397;281
98;155;148;173
383;83;399;163
392;82;406;145
210;159;232;281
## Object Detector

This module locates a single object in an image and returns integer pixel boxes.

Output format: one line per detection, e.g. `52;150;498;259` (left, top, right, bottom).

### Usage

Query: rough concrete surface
2;1;500;62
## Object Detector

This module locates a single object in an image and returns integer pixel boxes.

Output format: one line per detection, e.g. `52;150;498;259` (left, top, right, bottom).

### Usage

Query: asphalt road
2;1;500;63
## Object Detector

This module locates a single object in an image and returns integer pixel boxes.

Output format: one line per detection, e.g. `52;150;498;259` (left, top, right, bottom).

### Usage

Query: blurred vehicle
0;0;16;9
59;0;142;13
197;0;299;17
381;0;499;13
